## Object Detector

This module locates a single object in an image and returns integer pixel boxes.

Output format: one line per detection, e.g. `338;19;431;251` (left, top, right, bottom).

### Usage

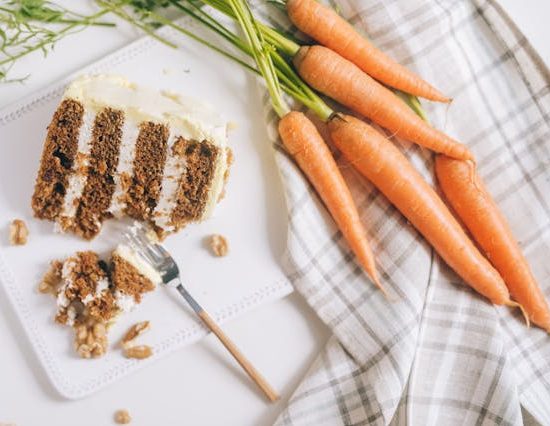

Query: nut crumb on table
114;409;132;424
209;234;229;257
9;219;28;245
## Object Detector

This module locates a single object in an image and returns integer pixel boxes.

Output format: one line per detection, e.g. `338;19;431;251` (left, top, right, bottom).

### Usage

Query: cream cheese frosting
63;74;228;148
108;117;140;218
151;132;188;232
55;110;95;231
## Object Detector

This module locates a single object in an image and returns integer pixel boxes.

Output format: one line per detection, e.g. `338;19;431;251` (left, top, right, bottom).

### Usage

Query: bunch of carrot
112;0;550;331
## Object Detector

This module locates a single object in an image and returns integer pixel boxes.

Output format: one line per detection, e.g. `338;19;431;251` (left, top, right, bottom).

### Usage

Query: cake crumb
227;121;238;131
9;219;28;245
124;345;153;360
114;409;132;424
209;234;228;257
121;321;150;349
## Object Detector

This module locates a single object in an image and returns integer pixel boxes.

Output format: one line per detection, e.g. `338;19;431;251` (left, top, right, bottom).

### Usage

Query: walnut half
124;345;153;360
114;409;132;424
74;318;108;359
120;321;150;349
209;234;229;257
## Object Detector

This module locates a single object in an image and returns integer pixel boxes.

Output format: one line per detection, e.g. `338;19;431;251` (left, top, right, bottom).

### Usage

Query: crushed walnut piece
120;321;150;349
124;345;153;360
38;260;62;295
114;409;132;424
209;234;229;257
9;219;28;246
74;318;108;359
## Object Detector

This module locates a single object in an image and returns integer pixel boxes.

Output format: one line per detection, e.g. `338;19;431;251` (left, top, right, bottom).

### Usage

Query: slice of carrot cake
32;74;232;240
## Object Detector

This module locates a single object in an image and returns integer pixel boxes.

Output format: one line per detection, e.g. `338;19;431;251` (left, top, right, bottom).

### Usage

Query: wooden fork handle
198;310;279;402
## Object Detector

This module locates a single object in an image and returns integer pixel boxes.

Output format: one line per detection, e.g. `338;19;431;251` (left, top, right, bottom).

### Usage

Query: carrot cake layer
32;74;231;239
125;122;169;221
32;99;84;220
70;108;124;238
170;139;220;229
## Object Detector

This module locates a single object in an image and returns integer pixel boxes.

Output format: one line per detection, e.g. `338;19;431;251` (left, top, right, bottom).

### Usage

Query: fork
123;223;279;402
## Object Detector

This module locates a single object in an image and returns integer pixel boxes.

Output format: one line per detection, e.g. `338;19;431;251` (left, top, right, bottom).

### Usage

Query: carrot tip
505;300;530;327
370;273;394;301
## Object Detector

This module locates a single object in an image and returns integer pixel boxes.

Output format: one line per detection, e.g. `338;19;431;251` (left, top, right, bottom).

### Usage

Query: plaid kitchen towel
252;0;550;424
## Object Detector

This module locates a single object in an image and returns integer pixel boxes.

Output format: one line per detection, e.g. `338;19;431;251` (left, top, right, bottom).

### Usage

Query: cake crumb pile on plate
39;245;160;359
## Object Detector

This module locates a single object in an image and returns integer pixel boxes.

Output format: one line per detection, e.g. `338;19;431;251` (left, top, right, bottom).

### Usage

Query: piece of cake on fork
32;75;232;240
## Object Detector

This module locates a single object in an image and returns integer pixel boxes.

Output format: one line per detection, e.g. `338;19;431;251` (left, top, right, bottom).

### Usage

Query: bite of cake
111;244;161;313
32;74;232;240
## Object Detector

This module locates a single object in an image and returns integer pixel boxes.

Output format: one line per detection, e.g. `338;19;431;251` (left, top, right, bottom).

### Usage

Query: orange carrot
435;155;549;330
279;111;382;291
286;0;450;102
328;114;517;307
294;46;473;161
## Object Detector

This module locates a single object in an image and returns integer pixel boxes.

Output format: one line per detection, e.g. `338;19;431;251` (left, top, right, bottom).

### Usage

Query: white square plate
0;22;292;399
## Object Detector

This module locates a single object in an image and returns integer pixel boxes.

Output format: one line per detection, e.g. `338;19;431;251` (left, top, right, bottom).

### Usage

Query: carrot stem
172;0;331;119
226;0;289;117
187;0;300;56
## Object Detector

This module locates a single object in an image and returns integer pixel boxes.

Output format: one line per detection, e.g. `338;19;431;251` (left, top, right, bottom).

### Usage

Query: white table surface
0;1;548;425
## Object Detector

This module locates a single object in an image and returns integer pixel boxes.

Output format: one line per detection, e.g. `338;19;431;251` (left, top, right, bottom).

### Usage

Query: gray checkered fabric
251;0;550;424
